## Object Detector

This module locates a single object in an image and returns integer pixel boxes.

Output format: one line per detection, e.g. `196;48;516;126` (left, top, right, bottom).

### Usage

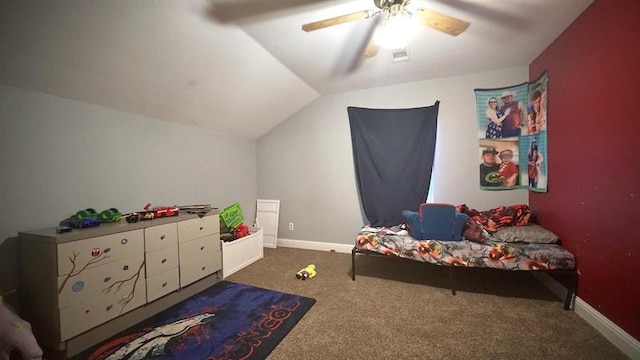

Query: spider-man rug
73;281;316;360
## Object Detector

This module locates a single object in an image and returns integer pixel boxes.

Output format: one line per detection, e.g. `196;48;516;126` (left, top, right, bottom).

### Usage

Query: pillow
492;224;558;243
401;210;421;239
453;212;469;241
461;218;486;244
402;209;467;241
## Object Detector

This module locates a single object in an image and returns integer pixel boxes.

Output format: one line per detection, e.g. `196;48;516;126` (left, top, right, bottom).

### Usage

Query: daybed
351;204;578;310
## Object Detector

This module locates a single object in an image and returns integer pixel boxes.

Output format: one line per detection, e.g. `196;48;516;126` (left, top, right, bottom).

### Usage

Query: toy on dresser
125;204;180;223
59;208;122;229
0;296;42;360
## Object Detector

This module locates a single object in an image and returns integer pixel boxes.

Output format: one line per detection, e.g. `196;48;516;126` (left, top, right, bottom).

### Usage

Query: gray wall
0;84;257;242
257;67;529;245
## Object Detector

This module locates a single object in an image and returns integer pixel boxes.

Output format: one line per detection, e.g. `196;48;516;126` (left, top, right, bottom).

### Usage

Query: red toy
154;207;179;217
125;204;180;223
144;203;180;218
233;223;249;239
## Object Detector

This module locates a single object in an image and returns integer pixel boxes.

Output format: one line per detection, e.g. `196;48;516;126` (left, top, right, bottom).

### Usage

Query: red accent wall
529;0;640;340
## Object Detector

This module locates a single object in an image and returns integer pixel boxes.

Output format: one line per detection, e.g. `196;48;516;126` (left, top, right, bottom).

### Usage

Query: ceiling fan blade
302;10;372;32
334;12;383;75
363;41;380;58
416;8;470;36
209;0;342;22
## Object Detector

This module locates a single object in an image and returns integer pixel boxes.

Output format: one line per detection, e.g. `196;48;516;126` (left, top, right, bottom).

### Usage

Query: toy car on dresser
125;205;180;223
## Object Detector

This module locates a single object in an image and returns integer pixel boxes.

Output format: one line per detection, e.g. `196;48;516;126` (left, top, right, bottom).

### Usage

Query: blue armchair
402;203;468;241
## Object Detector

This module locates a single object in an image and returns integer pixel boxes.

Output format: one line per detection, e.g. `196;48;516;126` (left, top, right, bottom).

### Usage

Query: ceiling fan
302;0;470;64
208;0;470;73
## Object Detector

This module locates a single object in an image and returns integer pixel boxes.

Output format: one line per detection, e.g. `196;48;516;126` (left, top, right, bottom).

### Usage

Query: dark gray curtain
348;102;439;227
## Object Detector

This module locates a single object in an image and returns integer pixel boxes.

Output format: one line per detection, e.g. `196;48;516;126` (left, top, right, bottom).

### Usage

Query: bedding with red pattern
456;204;531;233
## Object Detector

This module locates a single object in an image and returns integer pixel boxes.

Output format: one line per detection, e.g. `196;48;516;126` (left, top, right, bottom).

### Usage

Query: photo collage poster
474;71;548;192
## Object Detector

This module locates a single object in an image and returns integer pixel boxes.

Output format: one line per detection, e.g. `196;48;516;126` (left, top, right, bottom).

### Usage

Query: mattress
355;225;575;271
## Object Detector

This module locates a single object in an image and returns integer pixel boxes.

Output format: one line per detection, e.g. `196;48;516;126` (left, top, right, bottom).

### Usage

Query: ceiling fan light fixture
374;8;420;49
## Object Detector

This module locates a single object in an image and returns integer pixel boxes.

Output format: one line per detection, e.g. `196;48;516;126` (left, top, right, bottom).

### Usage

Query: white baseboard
276;238;353;254
534;273;639;359
574;297;640;359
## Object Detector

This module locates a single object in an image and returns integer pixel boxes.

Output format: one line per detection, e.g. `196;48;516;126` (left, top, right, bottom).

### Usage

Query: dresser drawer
59;274;146;340
57;255;145;310
179;252;221;287
144;223;178;252
178;215;219;243
146;268;179;303
178;234;220;265
145;245;178;277
57;229;144;276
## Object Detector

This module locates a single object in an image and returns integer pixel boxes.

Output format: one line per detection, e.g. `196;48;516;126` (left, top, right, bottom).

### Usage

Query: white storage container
221;227;263;278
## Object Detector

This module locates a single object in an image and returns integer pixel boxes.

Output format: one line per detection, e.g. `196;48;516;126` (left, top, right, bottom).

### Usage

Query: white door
256;199;280;248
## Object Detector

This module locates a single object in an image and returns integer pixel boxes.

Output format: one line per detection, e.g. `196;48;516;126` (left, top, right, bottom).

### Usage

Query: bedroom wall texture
529;0;639;341
257;67;529;246
0;84;258;242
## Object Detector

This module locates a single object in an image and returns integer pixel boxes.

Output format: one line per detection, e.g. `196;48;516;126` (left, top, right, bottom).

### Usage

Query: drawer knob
161;258;167;264
72;281;85;292
104;276;111;283
200;246;205;251
200;226;204;230
123;265;129;271
121;238;128;245
91;248;101;257
201;266;206;271
162;282;168;287
161;235;166;240
106;305;113;311
84;308;91;315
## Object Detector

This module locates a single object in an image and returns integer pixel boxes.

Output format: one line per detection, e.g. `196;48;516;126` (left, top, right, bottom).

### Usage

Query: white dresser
143;222;179;303
177;215;221;287
56;229;146;341
18;211;221;357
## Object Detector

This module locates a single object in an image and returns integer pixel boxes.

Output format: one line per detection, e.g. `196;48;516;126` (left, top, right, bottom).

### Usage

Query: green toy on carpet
295;264;317;280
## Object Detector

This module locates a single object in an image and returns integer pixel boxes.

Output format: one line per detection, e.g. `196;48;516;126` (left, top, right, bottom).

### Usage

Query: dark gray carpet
227;247;629;360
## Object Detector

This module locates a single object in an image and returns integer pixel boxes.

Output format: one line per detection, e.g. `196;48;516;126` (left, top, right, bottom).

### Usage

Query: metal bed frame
351;246;579;310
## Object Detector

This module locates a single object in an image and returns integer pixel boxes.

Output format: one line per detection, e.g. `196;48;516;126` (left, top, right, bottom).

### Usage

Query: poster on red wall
475;71;548;192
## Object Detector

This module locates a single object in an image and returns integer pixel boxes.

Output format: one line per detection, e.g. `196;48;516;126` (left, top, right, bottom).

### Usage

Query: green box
221;202;244;229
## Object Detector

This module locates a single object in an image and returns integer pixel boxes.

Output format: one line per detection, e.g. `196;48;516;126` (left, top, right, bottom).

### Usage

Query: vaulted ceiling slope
234;0;594;94
0;0;319;139
0;0;593;139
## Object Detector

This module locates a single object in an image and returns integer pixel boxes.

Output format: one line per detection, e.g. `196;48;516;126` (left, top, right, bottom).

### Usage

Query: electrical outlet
288;222;294;231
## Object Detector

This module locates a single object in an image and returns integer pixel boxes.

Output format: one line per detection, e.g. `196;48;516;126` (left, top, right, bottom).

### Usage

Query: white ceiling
0;0;593;139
